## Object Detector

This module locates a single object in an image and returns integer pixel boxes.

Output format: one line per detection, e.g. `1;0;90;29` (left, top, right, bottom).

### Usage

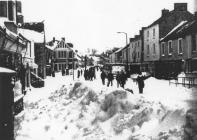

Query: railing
169;76;197;88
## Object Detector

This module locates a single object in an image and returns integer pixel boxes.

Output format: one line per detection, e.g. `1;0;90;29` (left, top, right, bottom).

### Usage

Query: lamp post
117;32;129;74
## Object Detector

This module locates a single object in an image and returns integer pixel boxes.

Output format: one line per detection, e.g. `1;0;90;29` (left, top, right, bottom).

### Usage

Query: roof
0;67;16;73
160;21;187;42
147;10;193;28
18;28;44;43
114;47;123;54
160;19;197;42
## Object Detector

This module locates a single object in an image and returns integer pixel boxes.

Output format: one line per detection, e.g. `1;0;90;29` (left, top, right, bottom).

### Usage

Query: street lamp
117;32;129;75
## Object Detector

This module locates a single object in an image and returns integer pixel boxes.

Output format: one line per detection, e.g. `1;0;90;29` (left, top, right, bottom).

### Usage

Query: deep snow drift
15;80;189;140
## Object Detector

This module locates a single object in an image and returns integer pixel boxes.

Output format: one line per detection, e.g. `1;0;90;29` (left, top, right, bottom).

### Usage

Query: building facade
53;38;77;72
160;17;197;77
143;3;194;75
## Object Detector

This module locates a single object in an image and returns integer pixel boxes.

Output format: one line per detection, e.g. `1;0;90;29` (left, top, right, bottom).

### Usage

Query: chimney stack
194;0;197;12
174;3;187;11
161;9;169;17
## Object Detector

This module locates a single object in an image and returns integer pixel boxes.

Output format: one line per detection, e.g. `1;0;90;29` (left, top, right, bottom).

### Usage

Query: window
16;1;22;13
153;28;155;38
153;43;156;54
147;31;149;38
0;1;7;17
192;34;197;51
178;38;183;54
147;45;150;55
168;41;172;55
8;1;14;21
69;51;73;58
58;51;61;58
64;51;66;58
161;42;165;56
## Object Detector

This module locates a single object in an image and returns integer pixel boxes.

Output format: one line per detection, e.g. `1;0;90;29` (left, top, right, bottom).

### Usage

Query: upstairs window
69;51;73;58
168;41;173;55
147;31;149;38
147;45;150;55
153;28;155;38
178;38;183;54
153;43;156;54
161;42;165;56
0;1;7;17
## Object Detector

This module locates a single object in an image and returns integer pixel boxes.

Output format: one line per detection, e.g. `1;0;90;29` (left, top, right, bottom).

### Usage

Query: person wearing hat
136;71;152;94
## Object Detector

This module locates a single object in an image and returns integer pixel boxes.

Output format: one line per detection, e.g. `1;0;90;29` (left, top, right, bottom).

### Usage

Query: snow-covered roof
0;67;16;73
18;28;44;43
114;47;123;54
160;21;187;42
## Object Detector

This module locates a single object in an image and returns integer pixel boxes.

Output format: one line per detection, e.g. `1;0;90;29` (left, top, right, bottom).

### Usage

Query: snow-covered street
14;70;197;140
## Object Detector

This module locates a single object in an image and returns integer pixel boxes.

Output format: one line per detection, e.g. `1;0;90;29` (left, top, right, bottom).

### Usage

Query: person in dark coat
136;71;152;94
77;69;80;79
107;71;114;87
120;71;127;88
101;70;106;85
116;72;121;88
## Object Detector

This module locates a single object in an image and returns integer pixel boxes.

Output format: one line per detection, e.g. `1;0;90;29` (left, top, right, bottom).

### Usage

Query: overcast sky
22;0;195;54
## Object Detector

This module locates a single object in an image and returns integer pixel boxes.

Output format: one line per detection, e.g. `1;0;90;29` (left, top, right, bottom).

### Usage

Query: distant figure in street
107;71;114;87
81;69;83;75
120;71;127;88
136;71;152;94
77;69;80;79
101;70;106;85
116;72;121;88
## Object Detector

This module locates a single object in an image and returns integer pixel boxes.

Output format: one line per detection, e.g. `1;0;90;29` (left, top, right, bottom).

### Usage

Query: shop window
8;1;14;21
0;1;7;17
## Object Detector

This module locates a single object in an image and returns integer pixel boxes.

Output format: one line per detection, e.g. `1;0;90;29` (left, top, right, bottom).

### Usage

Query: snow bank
15;81;188;140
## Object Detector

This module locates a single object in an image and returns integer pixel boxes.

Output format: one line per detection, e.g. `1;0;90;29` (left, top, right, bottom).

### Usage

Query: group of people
100;70;152;94
84;67;96;81
100;70;127;88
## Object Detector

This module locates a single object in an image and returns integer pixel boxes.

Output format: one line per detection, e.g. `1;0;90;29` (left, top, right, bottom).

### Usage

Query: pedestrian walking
77;69;80;79
136;71;152;94
101;70;106;85
107;71;114;87
120;71;127;88
116;72;121;88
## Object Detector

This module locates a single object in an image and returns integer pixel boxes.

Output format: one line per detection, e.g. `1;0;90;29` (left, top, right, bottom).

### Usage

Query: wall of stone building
143;24;160;62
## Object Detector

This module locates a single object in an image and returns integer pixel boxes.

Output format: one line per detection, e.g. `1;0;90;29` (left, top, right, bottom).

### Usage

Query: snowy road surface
14;70;197;140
